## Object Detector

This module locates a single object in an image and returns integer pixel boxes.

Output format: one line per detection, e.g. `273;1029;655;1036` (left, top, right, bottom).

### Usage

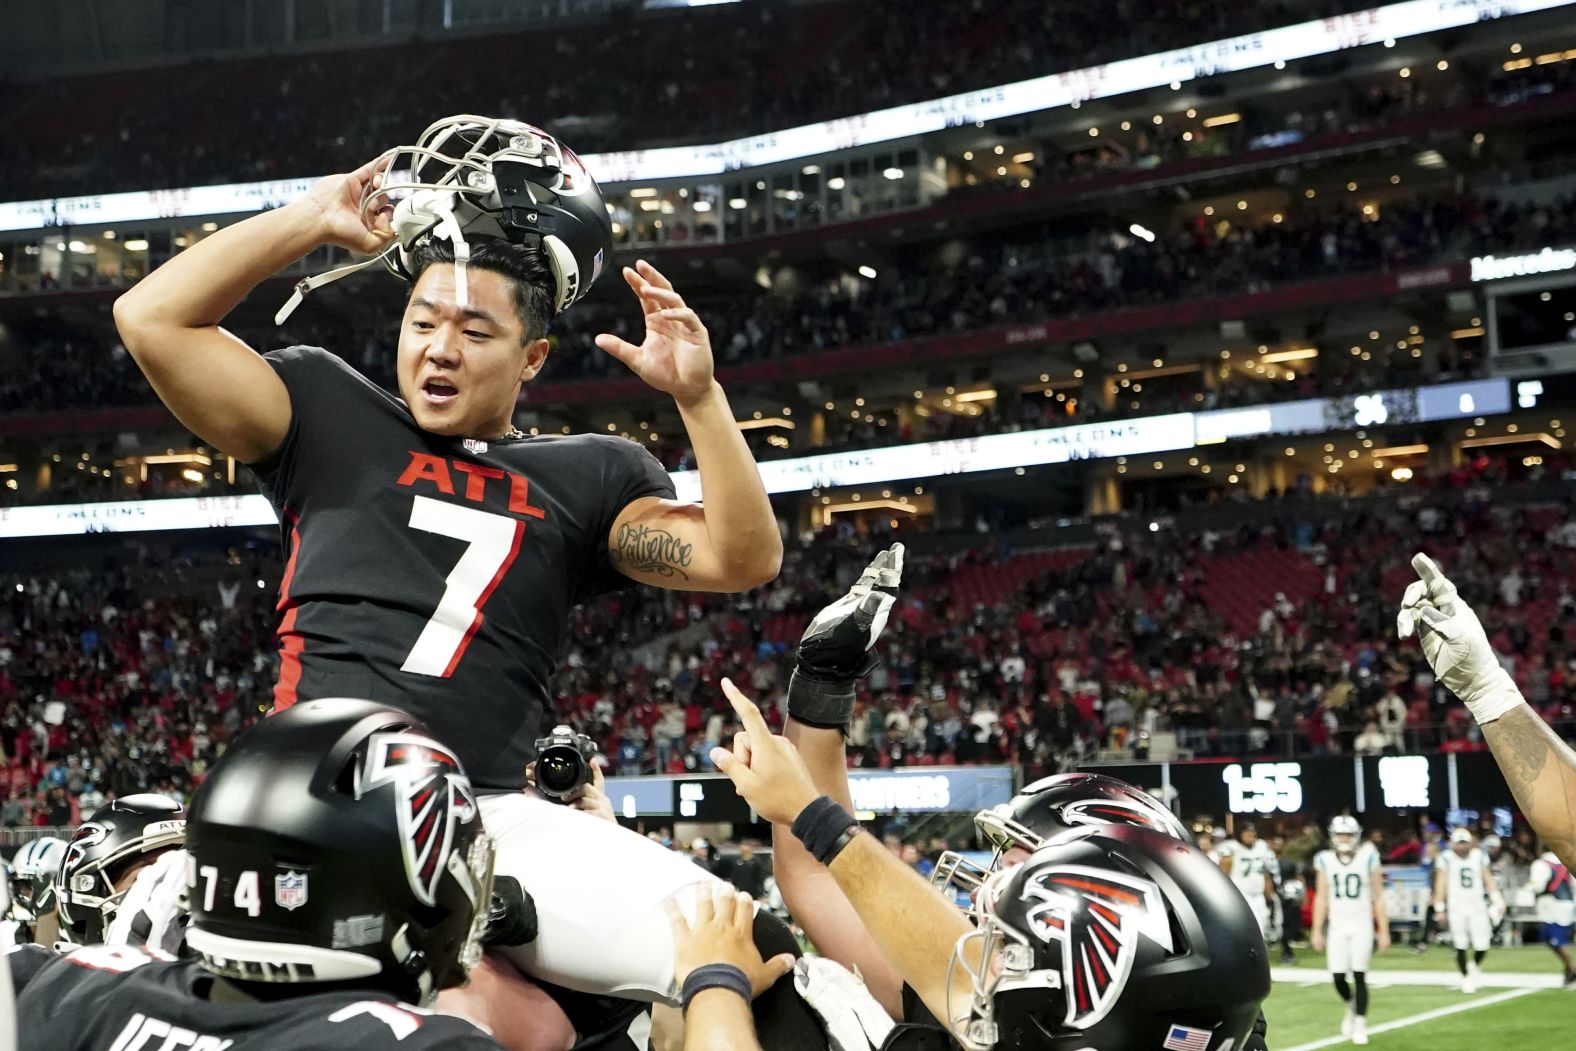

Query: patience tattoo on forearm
612;522;693;579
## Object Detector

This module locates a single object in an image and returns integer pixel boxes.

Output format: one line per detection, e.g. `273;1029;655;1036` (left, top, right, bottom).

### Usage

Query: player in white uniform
1220;823;1277;936
1311;816;1389;1046
1434;827;1504;992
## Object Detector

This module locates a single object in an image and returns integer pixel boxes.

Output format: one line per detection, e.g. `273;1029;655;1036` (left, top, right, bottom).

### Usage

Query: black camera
532;725;599;802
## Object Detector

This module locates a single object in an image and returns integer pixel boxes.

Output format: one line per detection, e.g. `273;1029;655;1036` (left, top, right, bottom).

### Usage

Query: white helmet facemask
276;115;601;325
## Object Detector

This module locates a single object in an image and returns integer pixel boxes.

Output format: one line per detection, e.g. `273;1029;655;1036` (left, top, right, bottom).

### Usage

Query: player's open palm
595;260;716;405
299;156;396;255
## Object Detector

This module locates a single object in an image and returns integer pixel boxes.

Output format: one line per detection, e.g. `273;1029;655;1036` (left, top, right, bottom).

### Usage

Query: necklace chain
501;426;526;440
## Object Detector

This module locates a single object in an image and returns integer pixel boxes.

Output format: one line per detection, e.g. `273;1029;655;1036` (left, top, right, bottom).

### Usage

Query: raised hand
1397;553;1519;721
299;155;397;255
799;543;905;679
711;678;821;826
594;260;716;406
789;543;905;730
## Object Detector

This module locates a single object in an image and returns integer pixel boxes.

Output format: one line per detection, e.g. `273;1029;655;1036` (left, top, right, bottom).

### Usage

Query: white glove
793;957;896;1051
1397;553;1524;724
1489;896;1507;926
105;848;190;955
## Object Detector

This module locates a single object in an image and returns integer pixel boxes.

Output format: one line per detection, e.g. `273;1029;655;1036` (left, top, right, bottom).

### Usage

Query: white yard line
1278;987;1538;1051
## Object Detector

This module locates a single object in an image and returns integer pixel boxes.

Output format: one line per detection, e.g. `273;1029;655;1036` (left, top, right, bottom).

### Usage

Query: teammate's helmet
949;825;1269;1051
1329;815;1362;859
933;773;1189;895
183;699;493;1007
56;795;186;945
8;836;66;920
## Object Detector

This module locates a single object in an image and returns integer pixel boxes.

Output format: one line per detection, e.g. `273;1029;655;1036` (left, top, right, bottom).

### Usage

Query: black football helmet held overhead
183;699;494;1006
55;794;186;946
277;116;613;324
933;773;1190;896
947;824;1269;1051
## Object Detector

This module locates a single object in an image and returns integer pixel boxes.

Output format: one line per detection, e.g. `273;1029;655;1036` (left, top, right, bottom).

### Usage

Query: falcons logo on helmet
1059;799;1185;841
361;733;478;906
1020;865;1174;1029
62;823;108;876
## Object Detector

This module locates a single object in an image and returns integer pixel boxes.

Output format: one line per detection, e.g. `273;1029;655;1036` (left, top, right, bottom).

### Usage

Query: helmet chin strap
274;246;396;325
274;190;472;325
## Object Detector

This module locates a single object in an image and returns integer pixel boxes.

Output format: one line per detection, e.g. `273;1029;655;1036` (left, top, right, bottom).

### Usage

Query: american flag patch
1162;1024;1212;1051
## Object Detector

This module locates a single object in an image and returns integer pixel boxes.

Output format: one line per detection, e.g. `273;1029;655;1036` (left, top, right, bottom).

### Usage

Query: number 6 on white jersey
401;496;525;677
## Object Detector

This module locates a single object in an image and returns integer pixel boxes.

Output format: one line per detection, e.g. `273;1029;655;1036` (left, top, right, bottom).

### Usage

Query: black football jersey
251;347;675;789
10;944;501;1050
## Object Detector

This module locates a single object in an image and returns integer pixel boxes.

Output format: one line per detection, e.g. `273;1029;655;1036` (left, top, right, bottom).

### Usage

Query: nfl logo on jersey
462;438;489;455
275;870;309;911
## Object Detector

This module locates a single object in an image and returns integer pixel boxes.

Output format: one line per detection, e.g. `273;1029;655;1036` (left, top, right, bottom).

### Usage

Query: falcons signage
1020;866;1173;1029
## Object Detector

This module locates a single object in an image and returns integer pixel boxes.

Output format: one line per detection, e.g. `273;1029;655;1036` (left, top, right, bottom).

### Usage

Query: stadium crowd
6;182;1568;427
6;469;1575;831
0;0;1374;200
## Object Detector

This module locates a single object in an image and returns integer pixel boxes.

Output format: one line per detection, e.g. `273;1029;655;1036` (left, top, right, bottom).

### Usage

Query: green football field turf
1264;945;1572;1049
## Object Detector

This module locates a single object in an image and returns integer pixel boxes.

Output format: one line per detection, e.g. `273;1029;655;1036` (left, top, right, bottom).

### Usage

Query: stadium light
1129;223;1156;242
858;265;878;279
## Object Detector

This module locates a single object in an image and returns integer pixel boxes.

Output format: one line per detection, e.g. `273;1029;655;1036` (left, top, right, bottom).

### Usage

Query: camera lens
537;751;581;795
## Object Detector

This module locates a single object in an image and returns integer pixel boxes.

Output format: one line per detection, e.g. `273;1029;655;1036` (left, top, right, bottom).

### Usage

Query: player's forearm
1481;704;1576;869
787;718;856;812
114;200;328;334
674;382;781;587
682;990;762;1051
825;831;974;1031
775;719;904;1015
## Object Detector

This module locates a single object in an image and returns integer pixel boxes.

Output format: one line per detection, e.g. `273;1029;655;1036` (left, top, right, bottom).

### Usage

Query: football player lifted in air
1311;816;1388;1046
110;116;790;1041
708;544;1271;1050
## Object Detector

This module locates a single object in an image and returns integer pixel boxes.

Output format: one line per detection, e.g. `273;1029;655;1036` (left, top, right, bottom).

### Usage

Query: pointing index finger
721;677;770;737
1411;552;1443;583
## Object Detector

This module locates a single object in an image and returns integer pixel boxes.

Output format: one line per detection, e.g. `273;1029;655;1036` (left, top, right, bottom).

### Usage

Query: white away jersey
1316;844;1381;926
1439;849;1490;913
1222;839;1277;898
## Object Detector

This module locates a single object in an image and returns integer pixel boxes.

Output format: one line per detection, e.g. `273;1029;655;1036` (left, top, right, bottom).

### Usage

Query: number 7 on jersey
401;495;525;677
